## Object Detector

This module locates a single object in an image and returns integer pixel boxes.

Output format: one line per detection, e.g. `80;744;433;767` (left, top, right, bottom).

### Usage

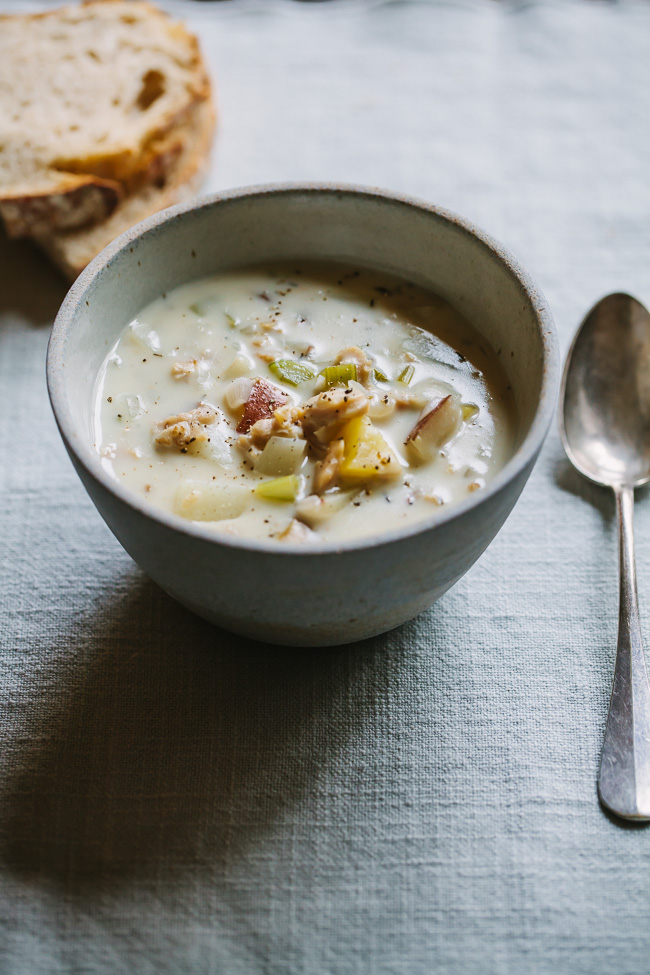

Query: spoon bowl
561;293;650;488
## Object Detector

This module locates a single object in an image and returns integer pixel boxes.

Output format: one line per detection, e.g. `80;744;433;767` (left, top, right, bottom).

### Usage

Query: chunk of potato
174;480;253;521
236;378;288;433
406;394;461;462
338;415;402;483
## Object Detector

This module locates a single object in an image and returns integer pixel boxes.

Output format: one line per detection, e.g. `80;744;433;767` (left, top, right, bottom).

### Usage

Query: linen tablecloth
2;1;650;972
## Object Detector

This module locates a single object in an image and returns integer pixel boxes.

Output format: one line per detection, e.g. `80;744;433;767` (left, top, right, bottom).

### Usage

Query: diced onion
254;437;306;476
367;390;396;421
116;393;146;420
188;422;234;468
189;360;212;391
407;379;458;411
224;354;253;379
224;377;254;412
129;321;161;354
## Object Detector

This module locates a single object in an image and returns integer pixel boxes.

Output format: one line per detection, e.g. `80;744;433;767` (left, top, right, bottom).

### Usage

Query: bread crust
0;172;122;239
36;96;216;280
0;0;213;237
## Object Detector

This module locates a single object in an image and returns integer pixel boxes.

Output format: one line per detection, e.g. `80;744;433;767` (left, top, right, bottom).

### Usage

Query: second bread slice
36;97;216;280
0;0;212;238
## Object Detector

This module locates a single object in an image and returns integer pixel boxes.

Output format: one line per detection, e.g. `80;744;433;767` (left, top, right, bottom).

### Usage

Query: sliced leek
269;359;316;386
255;475;301;501
319;363;357;386
397;364;415;385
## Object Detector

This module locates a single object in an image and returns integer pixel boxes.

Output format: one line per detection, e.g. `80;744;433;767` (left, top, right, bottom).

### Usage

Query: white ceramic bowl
47;184;558;646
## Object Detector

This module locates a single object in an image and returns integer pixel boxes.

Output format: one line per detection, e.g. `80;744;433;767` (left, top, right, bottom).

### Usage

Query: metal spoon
560;292;650;820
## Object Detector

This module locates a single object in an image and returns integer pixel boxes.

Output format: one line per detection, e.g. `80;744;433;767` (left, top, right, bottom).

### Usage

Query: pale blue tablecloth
2;1;650;972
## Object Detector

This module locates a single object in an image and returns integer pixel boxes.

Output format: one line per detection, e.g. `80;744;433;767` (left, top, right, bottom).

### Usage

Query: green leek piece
374;367;388;383
255;475;300;502
462;403;479;421
269;359;316;386
397;364;415;385
189;301;232;324
319;363;357;386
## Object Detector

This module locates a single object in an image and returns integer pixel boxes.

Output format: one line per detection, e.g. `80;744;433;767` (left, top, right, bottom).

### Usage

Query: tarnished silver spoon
560;293;650;820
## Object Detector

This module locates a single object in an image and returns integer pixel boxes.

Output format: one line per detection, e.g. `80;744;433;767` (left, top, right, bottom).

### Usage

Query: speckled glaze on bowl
47;184;558;646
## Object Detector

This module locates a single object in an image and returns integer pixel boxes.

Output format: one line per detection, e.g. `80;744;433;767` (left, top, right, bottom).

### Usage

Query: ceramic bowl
47;184;558;646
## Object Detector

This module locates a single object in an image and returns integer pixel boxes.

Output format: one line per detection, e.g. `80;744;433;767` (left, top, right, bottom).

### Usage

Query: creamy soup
93;263;515;544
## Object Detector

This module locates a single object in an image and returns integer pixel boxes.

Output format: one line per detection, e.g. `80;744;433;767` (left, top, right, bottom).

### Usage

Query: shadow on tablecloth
0;570;415;894
0;225;68;326
0;214;429;902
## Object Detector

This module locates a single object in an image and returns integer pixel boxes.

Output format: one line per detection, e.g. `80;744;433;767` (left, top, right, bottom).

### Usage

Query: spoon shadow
553;455;614;524
599;799;650;830
555;454;650;524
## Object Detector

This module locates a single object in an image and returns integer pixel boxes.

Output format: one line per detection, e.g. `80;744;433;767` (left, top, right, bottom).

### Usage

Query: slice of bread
36;97;215;280
0;0;211;238
0;171;122;239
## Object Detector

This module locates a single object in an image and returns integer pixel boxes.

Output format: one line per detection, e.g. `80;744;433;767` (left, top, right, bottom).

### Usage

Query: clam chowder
93;263;514;544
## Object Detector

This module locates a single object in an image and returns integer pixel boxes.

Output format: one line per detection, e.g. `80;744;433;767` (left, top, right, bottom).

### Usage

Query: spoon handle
598;484;650;820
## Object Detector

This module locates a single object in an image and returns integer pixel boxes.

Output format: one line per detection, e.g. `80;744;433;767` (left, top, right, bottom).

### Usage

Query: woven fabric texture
2;1;650;972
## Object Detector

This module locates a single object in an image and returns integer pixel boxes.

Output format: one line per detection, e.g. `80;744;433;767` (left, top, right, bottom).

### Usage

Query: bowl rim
47;181;559;556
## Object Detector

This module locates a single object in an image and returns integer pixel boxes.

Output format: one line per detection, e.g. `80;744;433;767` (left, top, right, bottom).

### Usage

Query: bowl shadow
0;571;407;895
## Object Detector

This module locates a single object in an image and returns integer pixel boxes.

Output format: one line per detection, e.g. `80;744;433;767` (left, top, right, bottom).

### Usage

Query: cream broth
93;263;515;544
